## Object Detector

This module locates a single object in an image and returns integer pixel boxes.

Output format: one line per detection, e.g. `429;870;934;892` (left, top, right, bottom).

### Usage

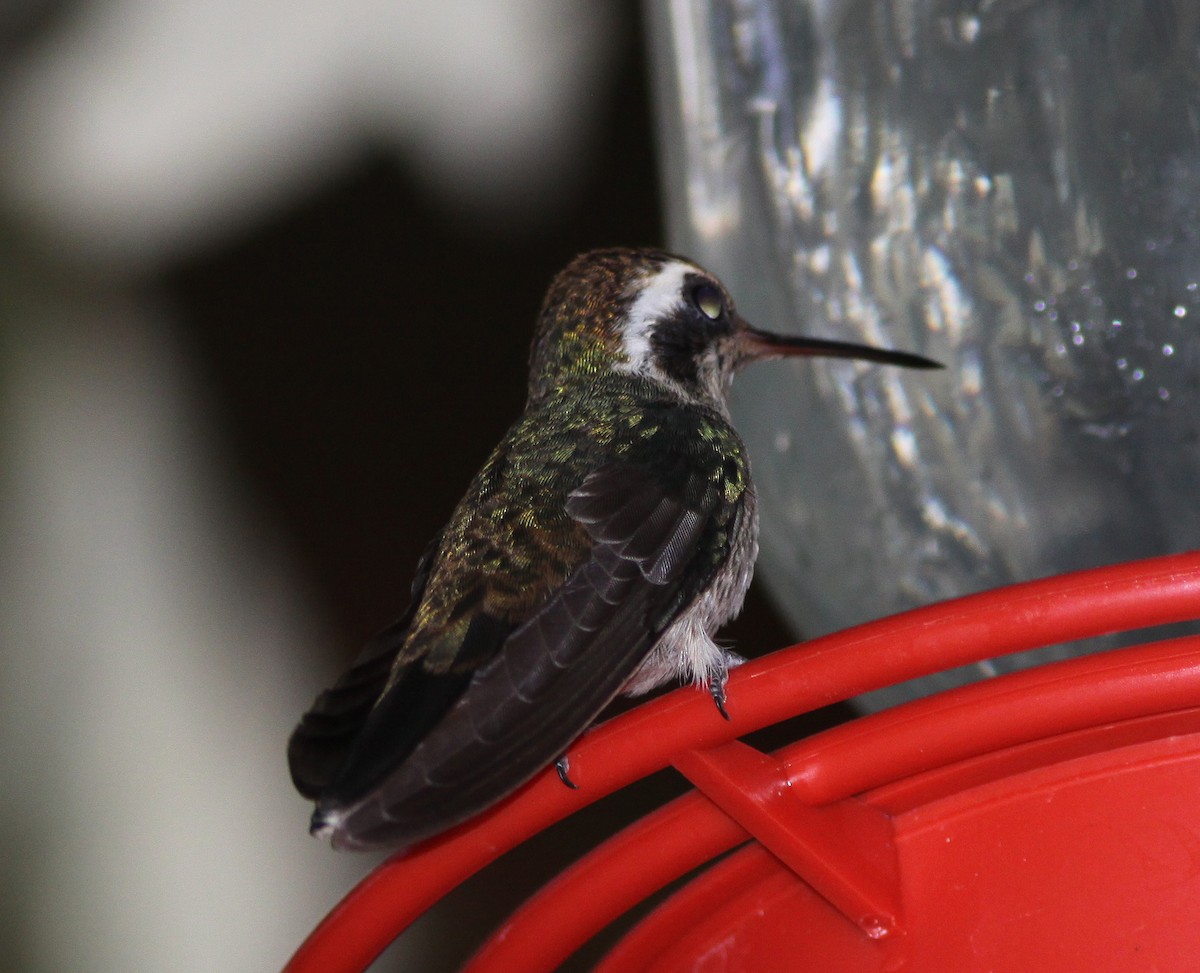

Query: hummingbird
288;247;939;850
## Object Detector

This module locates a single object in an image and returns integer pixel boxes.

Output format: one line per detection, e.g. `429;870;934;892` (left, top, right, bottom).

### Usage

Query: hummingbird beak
737;318;943;370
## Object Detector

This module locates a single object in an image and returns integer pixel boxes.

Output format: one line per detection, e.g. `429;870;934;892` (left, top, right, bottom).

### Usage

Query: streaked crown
527;247;737;405
526;247;941;407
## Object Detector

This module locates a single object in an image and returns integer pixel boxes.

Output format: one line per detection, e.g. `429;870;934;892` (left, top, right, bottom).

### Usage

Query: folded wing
313;460;736;850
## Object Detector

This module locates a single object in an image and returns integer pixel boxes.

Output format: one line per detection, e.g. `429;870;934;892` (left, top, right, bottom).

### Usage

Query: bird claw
555;754;579;789
709;649;743;720
710;680;731;721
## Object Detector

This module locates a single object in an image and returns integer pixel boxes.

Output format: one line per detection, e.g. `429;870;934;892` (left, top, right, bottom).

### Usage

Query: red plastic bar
871;706;1200;813
281;552;1200;973
786;633;1200;804
671;743;901;937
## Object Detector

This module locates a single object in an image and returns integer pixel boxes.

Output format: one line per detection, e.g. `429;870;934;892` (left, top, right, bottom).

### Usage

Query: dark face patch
649;273;733;390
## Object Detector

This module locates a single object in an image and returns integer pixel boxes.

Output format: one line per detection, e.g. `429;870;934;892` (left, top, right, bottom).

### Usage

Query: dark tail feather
287;632;404;798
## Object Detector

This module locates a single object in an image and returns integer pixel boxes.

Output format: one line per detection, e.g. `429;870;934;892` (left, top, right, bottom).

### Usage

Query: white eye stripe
618;260;693;368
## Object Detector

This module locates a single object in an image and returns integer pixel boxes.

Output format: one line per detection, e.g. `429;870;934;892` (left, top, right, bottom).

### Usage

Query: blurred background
653;0;1200;707
8;0;1199;970
0;2;793;971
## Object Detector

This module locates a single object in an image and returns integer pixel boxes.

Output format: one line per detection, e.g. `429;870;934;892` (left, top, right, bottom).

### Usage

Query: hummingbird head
528;248;939;406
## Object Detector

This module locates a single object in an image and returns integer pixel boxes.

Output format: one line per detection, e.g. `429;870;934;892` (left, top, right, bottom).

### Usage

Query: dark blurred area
160;19;794;670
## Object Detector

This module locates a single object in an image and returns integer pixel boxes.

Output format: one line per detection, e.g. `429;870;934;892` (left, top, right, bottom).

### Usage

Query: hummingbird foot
709;650;745;721
710;680;731;720
555;754;579;789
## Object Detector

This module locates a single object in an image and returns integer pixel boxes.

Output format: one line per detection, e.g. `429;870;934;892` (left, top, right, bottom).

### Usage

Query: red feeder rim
282;551;1200;973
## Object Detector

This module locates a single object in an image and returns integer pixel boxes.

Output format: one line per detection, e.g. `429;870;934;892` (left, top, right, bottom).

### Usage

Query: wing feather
317;461;735;849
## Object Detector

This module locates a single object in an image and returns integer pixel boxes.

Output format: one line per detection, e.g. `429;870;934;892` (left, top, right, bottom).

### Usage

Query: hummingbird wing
308;417;746;849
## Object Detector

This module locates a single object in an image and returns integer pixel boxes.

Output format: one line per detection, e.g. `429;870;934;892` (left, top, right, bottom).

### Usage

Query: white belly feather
621;484;758;696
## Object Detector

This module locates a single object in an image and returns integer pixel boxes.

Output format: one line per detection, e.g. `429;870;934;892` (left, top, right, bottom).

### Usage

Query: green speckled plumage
403;372;749;674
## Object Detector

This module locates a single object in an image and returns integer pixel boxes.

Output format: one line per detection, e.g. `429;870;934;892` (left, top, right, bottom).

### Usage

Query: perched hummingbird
288;247;939;850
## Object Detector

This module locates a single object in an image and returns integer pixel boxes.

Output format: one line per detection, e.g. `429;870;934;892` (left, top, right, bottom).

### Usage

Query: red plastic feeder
283;552;1200;972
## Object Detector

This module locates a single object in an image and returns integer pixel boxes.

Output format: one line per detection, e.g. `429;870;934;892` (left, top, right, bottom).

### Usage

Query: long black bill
742;323;942;370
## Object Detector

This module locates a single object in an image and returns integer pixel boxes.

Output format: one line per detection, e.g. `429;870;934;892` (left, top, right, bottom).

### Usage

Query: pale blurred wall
0;2;655;970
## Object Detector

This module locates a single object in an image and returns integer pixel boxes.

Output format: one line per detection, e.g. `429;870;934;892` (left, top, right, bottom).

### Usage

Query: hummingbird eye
691;282;724;322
